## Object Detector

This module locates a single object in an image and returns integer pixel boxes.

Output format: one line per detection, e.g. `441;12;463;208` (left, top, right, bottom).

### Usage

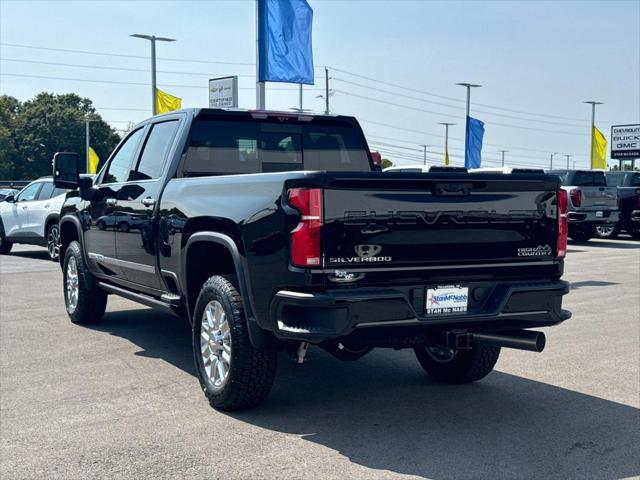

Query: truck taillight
288;188;323;267
569;188;582;207
557;189;568;258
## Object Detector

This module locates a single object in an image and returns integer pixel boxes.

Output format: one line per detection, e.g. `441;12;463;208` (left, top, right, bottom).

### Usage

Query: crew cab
0;177;67;260
599;171;640;239
547;169;619;241
53;109;571;411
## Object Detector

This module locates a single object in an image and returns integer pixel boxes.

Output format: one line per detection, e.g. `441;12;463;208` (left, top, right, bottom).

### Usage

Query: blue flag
258;0;314;85
465;116;485;169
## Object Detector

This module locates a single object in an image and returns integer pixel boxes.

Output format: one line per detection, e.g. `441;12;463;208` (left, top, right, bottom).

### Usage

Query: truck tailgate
322;173;561;270
580;186;618;208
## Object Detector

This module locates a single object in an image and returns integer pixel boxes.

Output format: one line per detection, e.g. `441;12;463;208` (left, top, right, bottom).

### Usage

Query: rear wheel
193;275;277;411
63;241;107;324
414;343;500;384
46;223;60;261
595;224;619;239
0;227;12;255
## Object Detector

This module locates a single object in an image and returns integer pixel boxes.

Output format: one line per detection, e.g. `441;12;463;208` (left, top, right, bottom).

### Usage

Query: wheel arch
44;213;60;236
182;231;276;349
58;215;84;268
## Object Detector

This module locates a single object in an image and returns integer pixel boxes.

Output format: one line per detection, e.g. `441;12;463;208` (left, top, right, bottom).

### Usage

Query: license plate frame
426;285;469;315
596;211;603;218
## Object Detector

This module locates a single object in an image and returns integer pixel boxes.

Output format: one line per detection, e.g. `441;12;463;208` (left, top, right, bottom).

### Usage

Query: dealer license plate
426;285;469;315
596;211;603;218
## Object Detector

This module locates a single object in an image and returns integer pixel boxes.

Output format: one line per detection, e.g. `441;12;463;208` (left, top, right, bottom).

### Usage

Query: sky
1;0;639;169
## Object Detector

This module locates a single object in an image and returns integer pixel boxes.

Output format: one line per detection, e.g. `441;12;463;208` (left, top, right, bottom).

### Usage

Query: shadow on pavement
569;239;639;249
571;280;620;289
8;249;51;260
95;308;640;480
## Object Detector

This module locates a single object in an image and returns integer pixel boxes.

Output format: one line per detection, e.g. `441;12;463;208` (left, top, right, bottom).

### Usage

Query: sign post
209;76;239;109
611;124;640;170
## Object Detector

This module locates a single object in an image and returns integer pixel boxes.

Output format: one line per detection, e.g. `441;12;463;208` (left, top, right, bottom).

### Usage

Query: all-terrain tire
414;343;501;384
63;241;108;324
193;275;277;411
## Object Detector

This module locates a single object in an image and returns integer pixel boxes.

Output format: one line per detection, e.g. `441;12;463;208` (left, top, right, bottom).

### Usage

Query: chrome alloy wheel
596;225;615;236
425;345;458;363
47;224;60;260
200;300;232;391
65;256;79;313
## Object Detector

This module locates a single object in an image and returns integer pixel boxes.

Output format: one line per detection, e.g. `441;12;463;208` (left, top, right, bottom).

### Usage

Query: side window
16;183;42;202
52;188;67;198
36;182;55;200
103;128;145;184
132;120;179;181
630;174;640;187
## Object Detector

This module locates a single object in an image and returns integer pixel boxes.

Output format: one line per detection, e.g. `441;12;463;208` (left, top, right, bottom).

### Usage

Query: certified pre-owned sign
611;124;640;159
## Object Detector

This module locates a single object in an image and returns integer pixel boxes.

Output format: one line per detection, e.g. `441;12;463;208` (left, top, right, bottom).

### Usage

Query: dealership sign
209;76;238;108
611;124;640;159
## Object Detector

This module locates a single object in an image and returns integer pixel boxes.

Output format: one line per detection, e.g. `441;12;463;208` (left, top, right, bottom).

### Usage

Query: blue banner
258;0;314;85
465;116;485;169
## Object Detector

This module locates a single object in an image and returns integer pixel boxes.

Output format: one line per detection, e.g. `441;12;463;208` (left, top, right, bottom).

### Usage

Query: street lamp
583;101;604;170
456;83;482;166
550;152;559;170
499;149;508;167
419;144;431;166
130;33;176;115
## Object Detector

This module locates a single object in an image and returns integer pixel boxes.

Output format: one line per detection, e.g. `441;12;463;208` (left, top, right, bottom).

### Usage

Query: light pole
565;154;572;170
499;149;508;167
130;34;176;115
439;122;455;165
456;83;481;165
419;145;431;166
584;101;603;169
549;152;559;170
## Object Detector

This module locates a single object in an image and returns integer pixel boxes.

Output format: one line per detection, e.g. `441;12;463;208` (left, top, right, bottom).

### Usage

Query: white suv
0;177;68;261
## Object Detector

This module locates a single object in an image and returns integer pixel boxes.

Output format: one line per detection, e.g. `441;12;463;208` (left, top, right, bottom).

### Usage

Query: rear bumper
568;209;619;224
270;280;571;343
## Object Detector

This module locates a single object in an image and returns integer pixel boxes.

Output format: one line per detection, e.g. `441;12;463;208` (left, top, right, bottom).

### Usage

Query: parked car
383;164;467;173
596;171;640;239
0;177;67;260
0;188;19;201
54;108;571;411
470;167;545;174
547;169;619;241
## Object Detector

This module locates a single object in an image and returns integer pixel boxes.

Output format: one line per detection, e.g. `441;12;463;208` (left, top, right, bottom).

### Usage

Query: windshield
182;118;371;176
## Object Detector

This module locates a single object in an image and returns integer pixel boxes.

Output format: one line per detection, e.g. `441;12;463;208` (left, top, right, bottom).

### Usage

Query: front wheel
63;241;108;324
193;275;277;411
414;343;501;384
46;223;60;261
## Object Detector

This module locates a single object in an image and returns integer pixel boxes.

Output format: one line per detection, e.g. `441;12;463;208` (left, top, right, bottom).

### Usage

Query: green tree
0;93;121;180
381;158;393;169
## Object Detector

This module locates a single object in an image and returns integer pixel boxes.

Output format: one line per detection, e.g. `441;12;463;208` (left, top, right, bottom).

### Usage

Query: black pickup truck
53;108;571;411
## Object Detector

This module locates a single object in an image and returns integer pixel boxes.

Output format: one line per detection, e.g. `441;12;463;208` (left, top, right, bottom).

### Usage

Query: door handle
44;204;50;209
106;198;118;206
141;197;156;207
21;205;28;210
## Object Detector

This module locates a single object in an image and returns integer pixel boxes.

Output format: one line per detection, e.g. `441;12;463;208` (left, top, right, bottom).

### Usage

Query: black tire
630;229;640;240
0;225;12;255
569;225;596;242
322;342;374;361
414;343;500;384
96;220;106;230
46;222;60;261
63;241;108;325
118;222;129;233
193;275;277;411
595;224;620;239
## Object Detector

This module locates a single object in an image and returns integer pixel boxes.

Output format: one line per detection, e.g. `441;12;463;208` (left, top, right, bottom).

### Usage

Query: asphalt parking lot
1;239;639;480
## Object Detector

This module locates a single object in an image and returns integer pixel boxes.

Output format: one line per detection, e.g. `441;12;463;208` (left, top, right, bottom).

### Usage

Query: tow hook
286;341;310;364
296;341;309;364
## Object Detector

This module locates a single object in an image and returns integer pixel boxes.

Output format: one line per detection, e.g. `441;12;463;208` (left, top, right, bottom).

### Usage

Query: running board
97;282;180;316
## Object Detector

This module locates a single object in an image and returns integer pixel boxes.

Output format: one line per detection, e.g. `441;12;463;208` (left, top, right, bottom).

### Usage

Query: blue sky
1;0;639;168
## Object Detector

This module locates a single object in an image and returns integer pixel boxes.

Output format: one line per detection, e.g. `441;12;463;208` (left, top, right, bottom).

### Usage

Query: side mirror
53;152;80;189
4;194;15;203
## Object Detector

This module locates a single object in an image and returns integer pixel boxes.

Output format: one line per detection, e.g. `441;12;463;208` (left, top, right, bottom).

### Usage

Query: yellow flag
444;148;450;166
591;126;607;170
156;88;182;114
88;146;100;174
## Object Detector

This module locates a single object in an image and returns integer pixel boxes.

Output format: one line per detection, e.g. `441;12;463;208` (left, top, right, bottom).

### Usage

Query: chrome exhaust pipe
471;330;546;353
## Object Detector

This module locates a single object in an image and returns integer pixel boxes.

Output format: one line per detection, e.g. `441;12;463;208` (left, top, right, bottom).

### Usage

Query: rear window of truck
569;171;607;187
182;118;371;176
